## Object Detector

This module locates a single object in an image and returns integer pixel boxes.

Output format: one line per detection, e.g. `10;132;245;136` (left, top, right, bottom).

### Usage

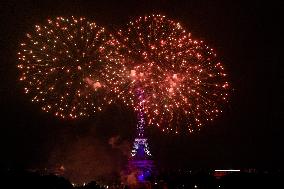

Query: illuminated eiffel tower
128;88;155;183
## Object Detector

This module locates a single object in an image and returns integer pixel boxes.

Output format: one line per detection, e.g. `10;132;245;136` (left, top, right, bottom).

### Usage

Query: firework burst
115;15;229;133
17;16;123;119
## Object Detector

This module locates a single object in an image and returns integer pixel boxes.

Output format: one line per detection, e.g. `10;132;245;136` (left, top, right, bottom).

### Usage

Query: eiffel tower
128;88;155;183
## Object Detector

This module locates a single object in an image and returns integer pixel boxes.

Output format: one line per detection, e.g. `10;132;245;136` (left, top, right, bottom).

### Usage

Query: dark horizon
0;0;282;183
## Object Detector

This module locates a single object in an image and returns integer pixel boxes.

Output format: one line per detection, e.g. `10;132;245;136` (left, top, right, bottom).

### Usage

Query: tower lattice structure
128;88;155;183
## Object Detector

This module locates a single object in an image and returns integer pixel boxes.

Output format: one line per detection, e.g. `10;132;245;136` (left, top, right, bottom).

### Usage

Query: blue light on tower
128;88;155;183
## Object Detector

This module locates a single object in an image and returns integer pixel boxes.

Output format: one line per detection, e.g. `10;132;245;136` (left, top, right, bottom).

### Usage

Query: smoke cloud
46;125;131;184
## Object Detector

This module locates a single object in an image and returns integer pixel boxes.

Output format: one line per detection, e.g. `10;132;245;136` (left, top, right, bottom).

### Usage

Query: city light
214;169;241;172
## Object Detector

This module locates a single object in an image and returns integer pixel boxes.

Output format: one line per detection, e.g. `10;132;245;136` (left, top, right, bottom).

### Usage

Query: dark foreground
1;168;283;189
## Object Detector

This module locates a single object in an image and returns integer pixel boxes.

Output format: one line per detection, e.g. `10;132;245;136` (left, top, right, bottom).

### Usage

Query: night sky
0;0;283;183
